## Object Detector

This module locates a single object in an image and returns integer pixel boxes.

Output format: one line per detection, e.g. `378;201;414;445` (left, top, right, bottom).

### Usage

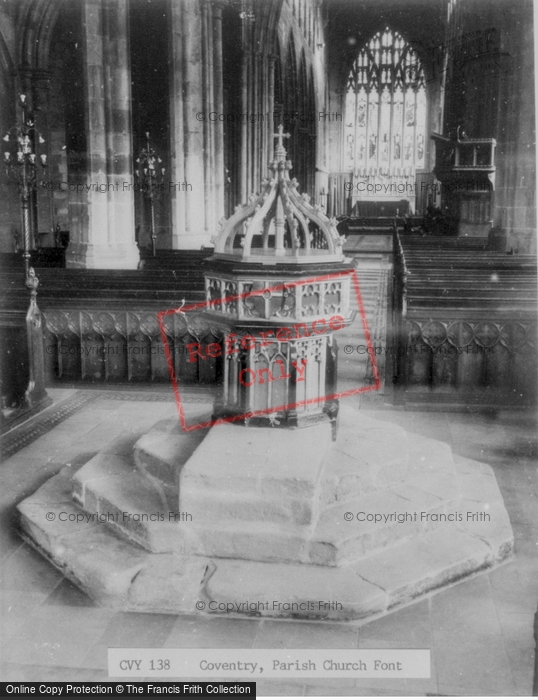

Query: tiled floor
0;386;536;696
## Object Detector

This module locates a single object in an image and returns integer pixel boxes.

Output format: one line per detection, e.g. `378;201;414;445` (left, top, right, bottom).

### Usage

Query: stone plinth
17;405;514;620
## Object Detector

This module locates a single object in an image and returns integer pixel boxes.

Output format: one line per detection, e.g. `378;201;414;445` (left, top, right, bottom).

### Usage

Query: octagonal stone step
133;404;213;509
17;410;514;621
17;465;212;612
18;462;512;620
310;480;463;567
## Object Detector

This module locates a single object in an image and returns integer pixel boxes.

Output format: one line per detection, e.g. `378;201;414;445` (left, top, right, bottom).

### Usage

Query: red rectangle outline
157;268;381;432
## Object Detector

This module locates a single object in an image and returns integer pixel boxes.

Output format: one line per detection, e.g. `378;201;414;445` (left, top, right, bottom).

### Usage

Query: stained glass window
345;28;427;172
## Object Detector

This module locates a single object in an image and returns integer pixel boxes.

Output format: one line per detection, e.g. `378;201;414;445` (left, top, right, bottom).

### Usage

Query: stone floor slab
204;558;388;620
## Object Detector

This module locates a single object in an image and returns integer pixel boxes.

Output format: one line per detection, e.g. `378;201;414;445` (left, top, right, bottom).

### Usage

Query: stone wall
443;0;536;253
0;2;27;253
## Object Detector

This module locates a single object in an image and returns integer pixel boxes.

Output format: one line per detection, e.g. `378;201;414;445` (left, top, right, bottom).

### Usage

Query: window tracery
345;28;426;175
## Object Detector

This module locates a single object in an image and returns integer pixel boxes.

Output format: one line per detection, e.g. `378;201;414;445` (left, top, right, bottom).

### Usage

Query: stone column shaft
267;55;276;163
67;0;138;269
181;0;205;238
169;0;187;246
202;0;211;233
169;0;224;249
212;3;225;220
239;12;250;203
252;52;259;194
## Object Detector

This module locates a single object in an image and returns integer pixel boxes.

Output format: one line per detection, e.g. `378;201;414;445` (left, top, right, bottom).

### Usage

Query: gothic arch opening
16;0;174;253
22;0;85;249
129;0;171;250
275;38;316;199
47;1;85;246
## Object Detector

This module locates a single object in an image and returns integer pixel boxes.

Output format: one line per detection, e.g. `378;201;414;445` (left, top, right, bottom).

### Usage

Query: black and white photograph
0;0;537;697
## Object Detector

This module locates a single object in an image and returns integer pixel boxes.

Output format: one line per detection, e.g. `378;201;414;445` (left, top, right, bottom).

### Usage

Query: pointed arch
19;0;63;72
345;27;427;176
284;34;299;115
274;39;316;198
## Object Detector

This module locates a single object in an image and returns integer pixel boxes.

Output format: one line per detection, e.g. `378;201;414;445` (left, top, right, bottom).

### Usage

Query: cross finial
273;124;290;154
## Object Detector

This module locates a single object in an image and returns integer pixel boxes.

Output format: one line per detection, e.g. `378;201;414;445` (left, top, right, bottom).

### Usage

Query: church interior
0;0;537;695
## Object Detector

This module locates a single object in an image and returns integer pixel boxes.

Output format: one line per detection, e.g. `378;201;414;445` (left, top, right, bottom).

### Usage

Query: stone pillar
169;0;223;250
66;0;139;269
169;0;186;248
238;10;270;202
494;7;535;253
264;55;275;165
239;5;253;203
252;52;260;192
200;0;225;236
0;8;18;253
239;49;249;202
314;61;329;207
212;2;225;221
201;0;212;233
